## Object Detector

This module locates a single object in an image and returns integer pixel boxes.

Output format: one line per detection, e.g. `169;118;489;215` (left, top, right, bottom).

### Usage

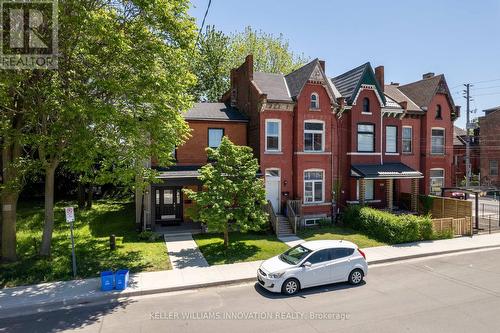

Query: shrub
344;206;435;244
138;231;161;242
318;218;332;227
419;195;434;215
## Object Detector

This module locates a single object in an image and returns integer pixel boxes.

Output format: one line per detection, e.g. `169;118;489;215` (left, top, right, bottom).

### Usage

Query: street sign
65;207;75;223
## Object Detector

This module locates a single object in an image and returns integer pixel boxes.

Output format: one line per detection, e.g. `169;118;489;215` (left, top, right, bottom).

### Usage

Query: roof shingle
253;72;291;102
183;103;248;121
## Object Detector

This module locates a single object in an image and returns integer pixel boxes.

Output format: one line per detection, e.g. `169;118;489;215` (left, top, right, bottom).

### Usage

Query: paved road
3;249;500;333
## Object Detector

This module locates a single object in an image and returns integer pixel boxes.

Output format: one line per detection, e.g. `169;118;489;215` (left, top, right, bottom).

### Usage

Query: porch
349;163;423;211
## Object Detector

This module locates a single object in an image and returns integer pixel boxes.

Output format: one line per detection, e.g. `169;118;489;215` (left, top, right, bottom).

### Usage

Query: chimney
422;72;435;79
390;82;399;86
245;54;254;80
375;66;384;92
319;60;325;72
399;101;408;110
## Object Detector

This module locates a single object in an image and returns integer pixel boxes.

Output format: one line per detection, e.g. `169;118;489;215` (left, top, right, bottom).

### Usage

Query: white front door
265;169;280;213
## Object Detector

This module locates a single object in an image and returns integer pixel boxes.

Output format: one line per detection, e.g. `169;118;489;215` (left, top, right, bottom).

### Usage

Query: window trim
357;123;375;152
208;128;224;149
402;126;413;154
265;119;282;152
303;169;325;204
429;168;445;195
489;160;499;176
310;92;320;110
385;125;398;153
304;120;325;152
431;127;445;155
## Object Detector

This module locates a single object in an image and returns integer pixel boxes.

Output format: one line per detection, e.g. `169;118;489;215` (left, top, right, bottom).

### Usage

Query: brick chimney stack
375;66;385;92
422;72;435;79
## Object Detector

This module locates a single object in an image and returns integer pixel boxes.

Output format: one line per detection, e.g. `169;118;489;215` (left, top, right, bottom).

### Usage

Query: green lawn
193;232;289;265
298;225;387;249
0;199;170;288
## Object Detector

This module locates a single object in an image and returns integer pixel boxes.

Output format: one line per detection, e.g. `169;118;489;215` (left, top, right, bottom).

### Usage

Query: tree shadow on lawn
197;240;260;265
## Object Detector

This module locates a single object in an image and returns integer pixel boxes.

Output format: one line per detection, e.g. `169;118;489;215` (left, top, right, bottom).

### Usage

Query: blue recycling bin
100;271;114;291
115;269;129;290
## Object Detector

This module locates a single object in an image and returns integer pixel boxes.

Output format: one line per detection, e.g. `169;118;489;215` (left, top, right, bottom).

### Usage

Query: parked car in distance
451;192;466;200
257;240;368;295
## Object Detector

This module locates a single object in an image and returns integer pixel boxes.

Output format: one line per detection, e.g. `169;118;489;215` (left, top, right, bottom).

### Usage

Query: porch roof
351;163;423;179
154;165;202;186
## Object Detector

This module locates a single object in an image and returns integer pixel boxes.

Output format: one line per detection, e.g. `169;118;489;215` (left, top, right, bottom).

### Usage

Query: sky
189;0;500;129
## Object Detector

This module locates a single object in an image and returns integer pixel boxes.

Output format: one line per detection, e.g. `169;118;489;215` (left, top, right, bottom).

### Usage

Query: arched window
310;93;319;109
362;97;370;113
436;104;442;119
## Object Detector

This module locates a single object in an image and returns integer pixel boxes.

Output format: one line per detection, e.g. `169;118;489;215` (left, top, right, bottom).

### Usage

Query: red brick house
479;107;500;187
137;55;458;233
452;126;480;186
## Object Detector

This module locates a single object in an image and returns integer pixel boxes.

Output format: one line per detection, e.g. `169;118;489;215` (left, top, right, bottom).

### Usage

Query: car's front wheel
348;269;364;285
281;278;300;295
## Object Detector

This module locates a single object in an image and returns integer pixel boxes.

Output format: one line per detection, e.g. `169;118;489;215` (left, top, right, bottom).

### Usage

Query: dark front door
155;187;183;225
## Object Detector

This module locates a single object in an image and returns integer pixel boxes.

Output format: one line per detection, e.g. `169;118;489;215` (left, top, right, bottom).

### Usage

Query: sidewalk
1;233;500;319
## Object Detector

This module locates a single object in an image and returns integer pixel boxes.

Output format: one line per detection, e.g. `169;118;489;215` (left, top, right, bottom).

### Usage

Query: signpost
65;207;77;279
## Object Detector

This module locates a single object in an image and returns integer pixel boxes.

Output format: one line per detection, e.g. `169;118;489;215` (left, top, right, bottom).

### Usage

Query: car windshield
279;245;312;265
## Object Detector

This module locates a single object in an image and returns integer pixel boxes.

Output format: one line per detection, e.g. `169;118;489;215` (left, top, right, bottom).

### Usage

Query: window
304;121;324;152
430;169;445;195
330;248;355;260
208;128;224;148
357;124;375;152
436;104;442;119
307;249;330;264
386;126;397;153
304;218;321;226
304;170;324;203
362;97;370;113
431;128;445;154
357;179;374;201
490;160;499;176
402;126;413;153
265;119;281;151
265;169;280;177
310;93;319;109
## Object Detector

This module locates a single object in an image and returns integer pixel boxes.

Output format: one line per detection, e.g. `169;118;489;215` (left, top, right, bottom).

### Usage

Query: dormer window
310;93;319;110
436;104;442;119
362;97;370;113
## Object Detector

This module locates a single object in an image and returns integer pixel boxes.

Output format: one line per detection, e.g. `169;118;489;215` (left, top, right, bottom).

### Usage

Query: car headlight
268;272;285;279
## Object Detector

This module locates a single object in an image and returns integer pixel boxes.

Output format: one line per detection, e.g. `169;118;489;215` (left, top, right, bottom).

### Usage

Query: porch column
359;179;366;205
386;179;394;210
411;178;419;212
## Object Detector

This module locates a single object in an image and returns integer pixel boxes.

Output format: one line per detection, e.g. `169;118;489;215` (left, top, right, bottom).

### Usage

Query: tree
184;137;268;247
193;26;309;102
1;0;197;258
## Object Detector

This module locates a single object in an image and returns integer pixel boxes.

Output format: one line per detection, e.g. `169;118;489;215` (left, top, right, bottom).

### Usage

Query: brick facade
479;109;500;186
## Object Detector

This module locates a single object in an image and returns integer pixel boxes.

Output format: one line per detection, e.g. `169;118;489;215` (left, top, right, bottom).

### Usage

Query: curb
3;244;500;320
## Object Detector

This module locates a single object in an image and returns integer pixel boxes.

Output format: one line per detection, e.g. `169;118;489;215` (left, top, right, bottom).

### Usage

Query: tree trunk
223;226;229;248
86;186;93;210
1;192;18;262
77;181;85;209
39;163;58;257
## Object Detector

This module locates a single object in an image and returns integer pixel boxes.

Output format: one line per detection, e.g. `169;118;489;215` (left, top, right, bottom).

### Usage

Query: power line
471;85;500;91
197;0;212;42
470;78;500;85
472;91;500;97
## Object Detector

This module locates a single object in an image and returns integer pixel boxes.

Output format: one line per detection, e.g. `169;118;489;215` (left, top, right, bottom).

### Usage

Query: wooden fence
432;217;472;236
429;196;472;219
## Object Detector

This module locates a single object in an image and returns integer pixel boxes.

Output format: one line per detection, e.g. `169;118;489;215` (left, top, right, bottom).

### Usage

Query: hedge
343;205;433;244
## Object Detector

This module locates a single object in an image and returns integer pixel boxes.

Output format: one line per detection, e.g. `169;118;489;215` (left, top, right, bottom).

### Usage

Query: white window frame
356;179;374;201
208;128;224;148
265;119;281;152
386;125;397;153
402;126;413;153
304;218;321;226
357;123;375;152
310;92;319;110
304;169;324;204
304;120;325;152
431;127;445;155
429;168;445;195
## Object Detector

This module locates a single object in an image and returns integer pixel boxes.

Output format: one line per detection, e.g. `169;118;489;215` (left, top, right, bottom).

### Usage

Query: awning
154;165;202;186
351;163;423;179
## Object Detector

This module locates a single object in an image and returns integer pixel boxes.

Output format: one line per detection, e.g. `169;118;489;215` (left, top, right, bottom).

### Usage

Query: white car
257;240;368;295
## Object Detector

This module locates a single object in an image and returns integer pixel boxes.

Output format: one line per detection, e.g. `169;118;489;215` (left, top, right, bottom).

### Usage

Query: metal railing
286;200;302;234
264;200;279;236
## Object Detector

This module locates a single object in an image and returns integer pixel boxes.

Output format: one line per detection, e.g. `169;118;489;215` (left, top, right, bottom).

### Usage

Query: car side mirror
302;261;312;268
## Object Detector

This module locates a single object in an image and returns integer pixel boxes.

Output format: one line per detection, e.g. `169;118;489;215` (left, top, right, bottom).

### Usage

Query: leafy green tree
1;0;197;258
184;137;268;247
193;26;309;102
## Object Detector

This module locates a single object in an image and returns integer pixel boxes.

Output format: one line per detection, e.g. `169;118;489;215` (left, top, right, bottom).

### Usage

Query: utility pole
463;84;472;188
